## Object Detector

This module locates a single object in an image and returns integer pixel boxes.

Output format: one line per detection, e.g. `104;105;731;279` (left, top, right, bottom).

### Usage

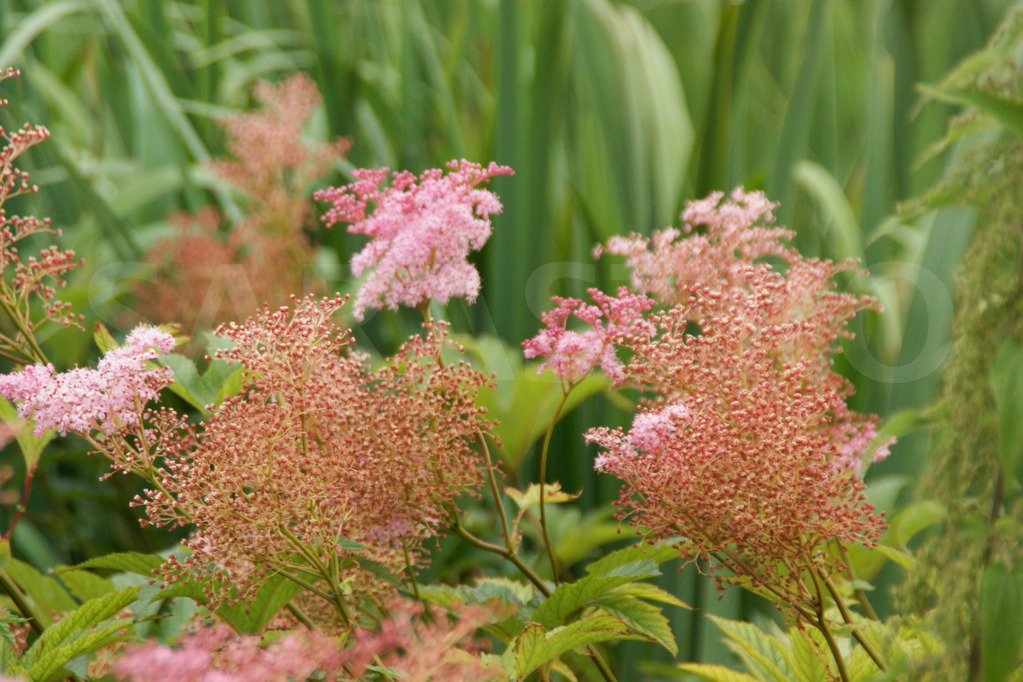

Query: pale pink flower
315;160;513;318
112;600;503;682
523;286;655;385
0;325;174;436
594;187;795;306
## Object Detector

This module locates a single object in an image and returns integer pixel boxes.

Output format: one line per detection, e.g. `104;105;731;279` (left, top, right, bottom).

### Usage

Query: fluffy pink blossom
0;325;174;436
522;286;655;385
594;187;796;306
112;601;503;682
315;160;513;318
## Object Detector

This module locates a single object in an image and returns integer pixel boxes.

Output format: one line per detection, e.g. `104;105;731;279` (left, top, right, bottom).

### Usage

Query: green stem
807;561;850;682
822;571;887;672
2;465;35;541
0;568;45;636
0;291;46;364
401;539;424;605
838;542;879;621
538;388;570;584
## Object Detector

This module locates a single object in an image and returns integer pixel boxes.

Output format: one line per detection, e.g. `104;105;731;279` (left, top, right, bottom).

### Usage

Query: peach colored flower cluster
137;73;348;333
112;601;502;682
138;295;491;606
316;159;513;318
575;189;890;598
0;325;174;437
0;68;82;359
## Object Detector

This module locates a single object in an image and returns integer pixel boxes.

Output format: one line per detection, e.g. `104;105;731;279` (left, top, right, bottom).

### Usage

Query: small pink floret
0;325;174;437
316;160;513;318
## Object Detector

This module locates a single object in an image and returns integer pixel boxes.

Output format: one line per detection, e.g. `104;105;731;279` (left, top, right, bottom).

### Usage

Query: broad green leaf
788;626;830;682
4;560;77;626
531;574;641;629
981;561;1023;682
707;615;793;682
215;572;302;635
75;551;164;577
54;567;116;603
159;353;244;412
676;663;762;682
74;551;295;633
602;582;691;610
506;614;626;678
872;545;916;571
585;541;678;577
419;577;536;611
19;586;138;682
0;396;53;472
477;366;608;471
989;339;1023;481
591;593;677;655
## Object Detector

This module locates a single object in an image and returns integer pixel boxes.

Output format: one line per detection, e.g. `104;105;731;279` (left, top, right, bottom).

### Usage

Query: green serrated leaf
706;615;793;682
74;551;165;578
585;541;679;577
591;593;677;655
789;626;831;682
603;581;691;610
531;574;638;629
21;586;138;681
215;572;301;635
54;567;116;603
160;353;243;412
677;663;763;682
873;545;916;571
507;615;626;678
4;560;77;625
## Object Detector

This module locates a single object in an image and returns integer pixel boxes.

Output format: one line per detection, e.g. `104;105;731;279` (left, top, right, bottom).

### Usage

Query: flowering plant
0;70;940;682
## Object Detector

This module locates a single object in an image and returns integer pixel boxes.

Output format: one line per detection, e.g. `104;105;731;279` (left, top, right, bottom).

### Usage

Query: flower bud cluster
139;295;492;607
316;160;513;318
581;190;891;601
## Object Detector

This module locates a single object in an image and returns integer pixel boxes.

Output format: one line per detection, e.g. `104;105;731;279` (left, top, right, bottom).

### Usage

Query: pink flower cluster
594;187;796;306
571;189;892;601
522;287;655;385
315;159;513;318
112;600;502;682
138;296;492;609
0;68;82;348
0;325;174;437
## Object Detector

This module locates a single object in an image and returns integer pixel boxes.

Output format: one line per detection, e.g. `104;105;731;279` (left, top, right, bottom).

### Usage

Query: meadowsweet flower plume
316;159;513;319
0;67;82;364
137;73;349;333
139;295;492;613
582;190;890;612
